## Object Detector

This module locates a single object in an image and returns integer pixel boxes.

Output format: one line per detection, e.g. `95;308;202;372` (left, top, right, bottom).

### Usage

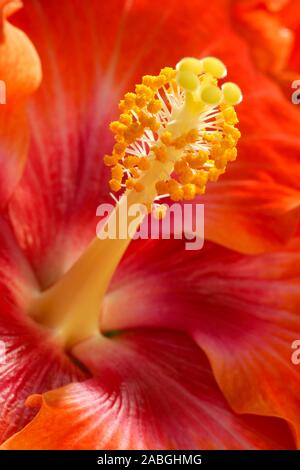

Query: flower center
106;57;241;209
29;57;242;350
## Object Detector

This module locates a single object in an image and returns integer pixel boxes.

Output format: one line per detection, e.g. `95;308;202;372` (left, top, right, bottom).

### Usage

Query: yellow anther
176;57;203;75
160;131;173;146
142;75;157;88
115;134;126;143
223;123;241;141
222;82;242;105
119;113;132;126
208;167;224;182
185;154;206;169
109;179;122;192
124;122;144;143
136;84;153;100
148;117;160;132
174;159;189;173
210;143;222;159
203;131;222;143
110;121;127;135
136;96;147;108
137;111;159;131
167;179;183;201
147;99;162;114
167;178;180;191
123;156;140;169
153;75;167;88
224;147;237;162
214;154;228;170
118;100;127;112
170;190;184;202
156;180;169;195
201;85;222;105
177;71;199;91
195;185;205;195
172;130;197;149
104;155;119;167
113;142;127;155
197;150;209;164
124;92;136;108
182;183;196;200
137;110;151;127
153;146;168;162
223;135;237;149
193;169;208;186
111;164;124;180
178;168;194;184
160;67;176;81
138;157;151;171
221;106;239;125
201;57;227;79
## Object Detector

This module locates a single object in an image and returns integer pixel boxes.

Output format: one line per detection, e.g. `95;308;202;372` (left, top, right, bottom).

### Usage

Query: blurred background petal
0;0;41;209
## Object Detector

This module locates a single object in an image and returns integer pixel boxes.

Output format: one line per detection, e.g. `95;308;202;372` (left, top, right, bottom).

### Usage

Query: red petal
0;0;41;209
0;216;85;443
102;238;300;443
2;331;295;449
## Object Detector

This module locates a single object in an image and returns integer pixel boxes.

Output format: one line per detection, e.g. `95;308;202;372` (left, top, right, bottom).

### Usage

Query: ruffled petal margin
2;331;295;449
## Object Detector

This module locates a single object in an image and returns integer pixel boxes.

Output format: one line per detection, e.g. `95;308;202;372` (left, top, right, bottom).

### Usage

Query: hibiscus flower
1;0;300;450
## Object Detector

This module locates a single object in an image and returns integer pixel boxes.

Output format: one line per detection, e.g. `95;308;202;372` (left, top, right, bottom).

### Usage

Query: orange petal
1;331;295;449
203;180;300;254
232;0;300;96
201;42;300;253
0;0;41;209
